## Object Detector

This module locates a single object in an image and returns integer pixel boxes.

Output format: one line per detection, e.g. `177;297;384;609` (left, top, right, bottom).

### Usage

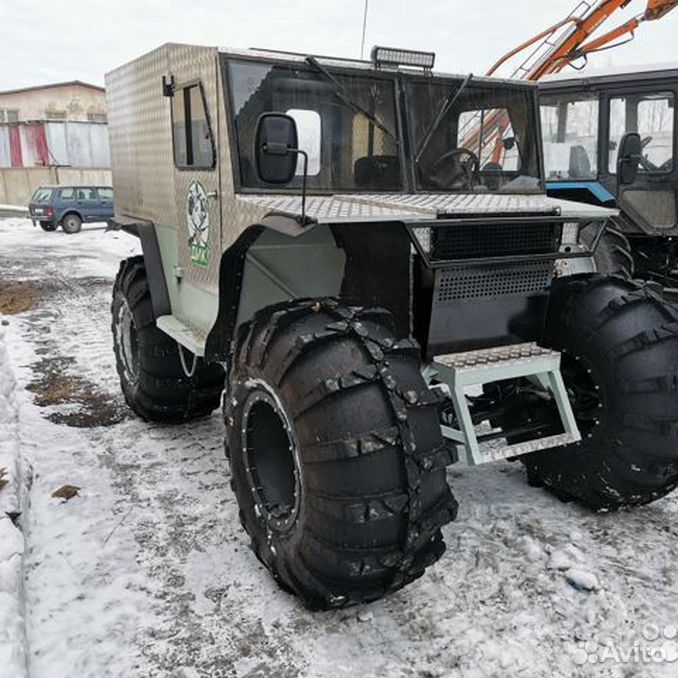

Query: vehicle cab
538;65;678;277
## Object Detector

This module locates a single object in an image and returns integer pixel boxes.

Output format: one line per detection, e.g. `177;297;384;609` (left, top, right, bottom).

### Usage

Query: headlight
412;226;432;254
561;222;581;245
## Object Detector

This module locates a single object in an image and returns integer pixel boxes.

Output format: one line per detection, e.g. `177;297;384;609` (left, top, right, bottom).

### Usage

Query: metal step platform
432;343;581;466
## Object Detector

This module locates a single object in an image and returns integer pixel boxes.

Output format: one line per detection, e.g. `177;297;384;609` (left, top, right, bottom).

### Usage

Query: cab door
75;186;99;222
171;80;220;275
166;47;222;346
601;86;677;234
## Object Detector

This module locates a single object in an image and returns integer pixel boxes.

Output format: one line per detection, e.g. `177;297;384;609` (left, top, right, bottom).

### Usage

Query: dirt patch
0;277;113;315
26;356;128;428
0;280;45;314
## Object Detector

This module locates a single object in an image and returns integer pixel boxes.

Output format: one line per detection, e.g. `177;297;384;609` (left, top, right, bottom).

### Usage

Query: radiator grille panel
431;222;561;261
436;261;552;302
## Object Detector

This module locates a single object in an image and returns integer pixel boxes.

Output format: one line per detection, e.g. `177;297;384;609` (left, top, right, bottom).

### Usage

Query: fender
546;181;616;207
204;217;413;362
108;217;171;319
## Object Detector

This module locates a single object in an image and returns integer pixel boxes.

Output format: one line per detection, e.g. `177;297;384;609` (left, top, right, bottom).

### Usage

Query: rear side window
60;188;75;201
77;187;96;200
172;82;215;169
286;108;321;176
31;187;53;202
98;187;114;200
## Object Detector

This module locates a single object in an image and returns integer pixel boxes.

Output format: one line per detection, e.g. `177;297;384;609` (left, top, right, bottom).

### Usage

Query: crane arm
461;0;678;166
570;0;678;61
489;0;678;81
528;0;633;80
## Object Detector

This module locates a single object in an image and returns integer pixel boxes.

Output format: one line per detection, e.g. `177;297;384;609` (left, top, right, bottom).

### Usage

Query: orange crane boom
489;0;678;81
462;0;678;165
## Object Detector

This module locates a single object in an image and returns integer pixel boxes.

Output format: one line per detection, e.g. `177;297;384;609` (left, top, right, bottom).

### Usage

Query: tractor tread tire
225;299;457;609
581;222;635;279
111;256;224;423
525;275;678;511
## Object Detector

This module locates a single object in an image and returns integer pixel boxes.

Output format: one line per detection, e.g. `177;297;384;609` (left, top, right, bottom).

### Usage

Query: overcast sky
1;0;676;90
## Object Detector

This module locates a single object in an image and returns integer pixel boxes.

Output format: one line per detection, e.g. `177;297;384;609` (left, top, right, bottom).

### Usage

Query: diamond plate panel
106;45;175;227
234;192;615;222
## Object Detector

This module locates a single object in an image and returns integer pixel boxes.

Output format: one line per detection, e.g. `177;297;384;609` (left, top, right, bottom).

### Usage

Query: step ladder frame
430;344;581;466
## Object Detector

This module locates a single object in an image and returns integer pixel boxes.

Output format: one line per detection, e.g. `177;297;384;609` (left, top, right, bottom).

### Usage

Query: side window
0;109;19;123
60;188;75;201
77;187;96;200
540;96;599;179
172;83;215;169
98;187;114;200
609;93;674;174
286;109;321;176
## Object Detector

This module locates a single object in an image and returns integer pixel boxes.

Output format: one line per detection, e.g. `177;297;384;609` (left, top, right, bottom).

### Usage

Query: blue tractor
539;64;677;287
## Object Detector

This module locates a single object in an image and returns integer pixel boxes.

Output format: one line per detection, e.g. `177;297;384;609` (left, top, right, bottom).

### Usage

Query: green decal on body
186;180;210;267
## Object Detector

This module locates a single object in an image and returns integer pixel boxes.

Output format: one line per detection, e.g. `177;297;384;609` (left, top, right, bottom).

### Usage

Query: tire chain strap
328;306;424;587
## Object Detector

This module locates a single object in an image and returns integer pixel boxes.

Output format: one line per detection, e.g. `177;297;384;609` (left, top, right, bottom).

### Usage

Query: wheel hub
242;389;300;532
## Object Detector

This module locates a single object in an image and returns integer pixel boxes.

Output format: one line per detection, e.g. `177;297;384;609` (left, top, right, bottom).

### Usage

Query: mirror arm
291;148;309;226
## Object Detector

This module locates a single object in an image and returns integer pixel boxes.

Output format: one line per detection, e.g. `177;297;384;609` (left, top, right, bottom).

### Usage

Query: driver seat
354;155;400;190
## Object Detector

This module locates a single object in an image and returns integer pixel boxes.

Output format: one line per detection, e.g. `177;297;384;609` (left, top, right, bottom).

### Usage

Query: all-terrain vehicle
106;44;678;609
539;64;678;284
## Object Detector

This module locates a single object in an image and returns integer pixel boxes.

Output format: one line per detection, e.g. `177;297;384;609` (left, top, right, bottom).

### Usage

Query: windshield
405;78;541;193
227;59;401;191
540;93;599;180
225;57;543;194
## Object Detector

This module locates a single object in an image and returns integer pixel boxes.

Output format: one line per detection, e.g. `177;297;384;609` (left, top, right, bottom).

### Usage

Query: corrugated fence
0;122;110;168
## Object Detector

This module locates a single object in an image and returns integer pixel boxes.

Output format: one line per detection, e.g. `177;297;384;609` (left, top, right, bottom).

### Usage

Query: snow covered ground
0;311;27;678
2;216;678;678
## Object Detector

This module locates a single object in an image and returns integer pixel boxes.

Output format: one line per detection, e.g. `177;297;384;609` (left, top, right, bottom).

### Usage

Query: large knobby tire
111;256;224;422
61;213;82;234
580;222;634;279
523;275;678;510
224;299;457;609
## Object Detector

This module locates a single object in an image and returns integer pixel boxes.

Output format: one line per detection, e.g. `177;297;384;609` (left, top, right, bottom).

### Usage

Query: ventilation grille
431;222;562;261
436;261;552;302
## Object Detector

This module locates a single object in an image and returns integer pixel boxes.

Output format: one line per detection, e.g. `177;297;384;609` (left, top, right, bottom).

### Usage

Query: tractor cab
539;65;678;283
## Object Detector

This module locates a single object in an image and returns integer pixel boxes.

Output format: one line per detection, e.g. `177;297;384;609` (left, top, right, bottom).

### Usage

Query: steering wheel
638;135;659;172
425;147;480;190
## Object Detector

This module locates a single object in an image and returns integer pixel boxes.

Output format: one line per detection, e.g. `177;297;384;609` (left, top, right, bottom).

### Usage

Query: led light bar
371;46;435;70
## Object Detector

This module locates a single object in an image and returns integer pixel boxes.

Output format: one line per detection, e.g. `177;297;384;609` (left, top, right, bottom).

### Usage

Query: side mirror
254;113;299;184
617;132;642;186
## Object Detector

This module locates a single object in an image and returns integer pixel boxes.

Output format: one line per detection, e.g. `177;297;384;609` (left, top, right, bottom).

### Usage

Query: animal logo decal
186;180;210;267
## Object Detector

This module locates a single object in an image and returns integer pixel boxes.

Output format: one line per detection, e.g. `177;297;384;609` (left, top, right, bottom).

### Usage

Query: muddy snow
2;217;678;678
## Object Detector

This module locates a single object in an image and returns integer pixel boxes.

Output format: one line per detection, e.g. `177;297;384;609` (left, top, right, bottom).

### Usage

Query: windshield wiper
305;56;398;144
415;73;473;163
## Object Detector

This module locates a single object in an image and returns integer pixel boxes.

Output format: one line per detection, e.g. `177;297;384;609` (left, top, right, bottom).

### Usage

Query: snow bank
0;206;27;218
0;317;27;678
